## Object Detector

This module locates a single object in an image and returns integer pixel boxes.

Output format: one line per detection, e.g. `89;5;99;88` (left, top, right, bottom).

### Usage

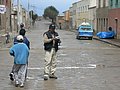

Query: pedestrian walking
43;24;61;80
9;23;30;81
9;35;29;87
14;23;30;49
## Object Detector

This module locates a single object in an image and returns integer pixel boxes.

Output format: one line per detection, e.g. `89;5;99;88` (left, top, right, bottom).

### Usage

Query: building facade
63;10;70;30
0;0;12;46
77;0;90;27
69;6;73;30
108;0;120;39
0;0;11;34
96;0;109;33
89;0;97;33
56;15;64;29
72;2;77;29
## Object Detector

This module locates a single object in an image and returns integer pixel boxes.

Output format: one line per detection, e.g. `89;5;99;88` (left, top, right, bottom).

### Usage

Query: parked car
76;22;93;40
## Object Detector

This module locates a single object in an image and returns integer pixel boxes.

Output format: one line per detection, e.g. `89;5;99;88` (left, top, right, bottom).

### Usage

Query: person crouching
9;35;29;87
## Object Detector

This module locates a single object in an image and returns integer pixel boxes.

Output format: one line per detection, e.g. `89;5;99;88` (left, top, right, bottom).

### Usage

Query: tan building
56;15;64;29
63;10;70;30
72;2;77;29
0;0;12;47
11;4;29;33
0;0;11;34
0;0;29;46
69;6;73;29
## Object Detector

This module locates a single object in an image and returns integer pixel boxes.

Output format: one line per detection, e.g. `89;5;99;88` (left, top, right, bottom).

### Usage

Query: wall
108;8;120;39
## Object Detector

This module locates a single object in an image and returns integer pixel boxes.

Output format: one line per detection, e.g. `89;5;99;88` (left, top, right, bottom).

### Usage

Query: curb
93;37;120;48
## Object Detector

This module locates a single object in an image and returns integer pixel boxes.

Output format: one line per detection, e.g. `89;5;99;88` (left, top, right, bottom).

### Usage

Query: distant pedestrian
14;28;30;49
9;35;29;87
43;24;61;80
9;23;30;82
20;23;25;29
59;22;62;29
5;31;10;44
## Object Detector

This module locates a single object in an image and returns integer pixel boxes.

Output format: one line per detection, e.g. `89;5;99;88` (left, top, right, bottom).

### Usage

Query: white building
76;0;90;27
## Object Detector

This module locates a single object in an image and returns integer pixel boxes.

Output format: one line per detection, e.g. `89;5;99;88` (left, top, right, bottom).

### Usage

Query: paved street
0;19;120;90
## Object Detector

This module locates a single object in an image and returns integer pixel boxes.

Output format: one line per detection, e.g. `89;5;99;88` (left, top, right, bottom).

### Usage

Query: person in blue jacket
9;24;30;81
9;35;29;87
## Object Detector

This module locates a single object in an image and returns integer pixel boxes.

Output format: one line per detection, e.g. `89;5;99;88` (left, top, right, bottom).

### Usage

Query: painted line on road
28;66;96;70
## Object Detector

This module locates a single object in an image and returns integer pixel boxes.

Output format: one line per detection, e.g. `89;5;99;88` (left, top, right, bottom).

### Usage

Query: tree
43;6;59;22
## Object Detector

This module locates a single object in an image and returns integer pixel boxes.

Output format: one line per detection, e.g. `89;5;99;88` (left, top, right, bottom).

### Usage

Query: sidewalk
93;36;120;48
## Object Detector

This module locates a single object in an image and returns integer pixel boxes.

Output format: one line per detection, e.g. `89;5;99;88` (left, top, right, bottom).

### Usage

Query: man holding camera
43;24;61;80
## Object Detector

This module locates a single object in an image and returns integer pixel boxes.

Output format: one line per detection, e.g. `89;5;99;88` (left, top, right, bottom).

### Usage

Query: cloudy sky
13;0;80;16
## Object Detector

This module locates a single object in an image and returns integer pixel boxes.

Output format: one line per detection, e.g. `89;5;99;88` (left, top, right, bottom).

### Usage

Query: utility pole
17;0;20;32
10;0;12;32
31;5;35;25
28;0;34;28
28;0;30;29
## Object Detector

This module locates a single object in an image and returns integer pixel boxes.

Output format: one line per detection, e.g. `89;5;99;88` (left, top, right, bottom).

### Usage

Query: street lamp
115;18;118;38
17;0;20;32
28;0;30;29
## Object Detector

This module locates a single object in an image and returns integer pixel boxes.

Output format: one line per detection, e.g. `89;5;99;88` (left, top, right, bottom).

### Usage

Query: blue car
76;22;93;40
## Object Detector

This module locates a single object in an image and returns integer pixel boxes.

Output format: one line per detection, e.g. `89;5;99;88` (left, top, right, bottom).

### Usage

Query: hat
49;24;56;29
16;35;24;42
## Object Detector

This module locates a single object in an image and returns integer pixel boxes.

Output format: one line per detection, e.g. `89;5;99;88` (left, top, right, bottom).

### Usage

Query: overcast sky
13;0;80;16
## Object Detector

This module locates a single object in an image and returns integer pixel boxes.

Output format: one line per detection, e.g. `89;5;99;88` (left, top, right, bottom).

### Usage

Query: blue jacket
9;43;29;64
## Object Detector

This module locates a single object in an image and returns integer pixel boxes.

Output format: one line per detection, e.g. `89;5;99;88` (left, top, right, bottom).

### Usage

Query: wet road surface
0;20;120;90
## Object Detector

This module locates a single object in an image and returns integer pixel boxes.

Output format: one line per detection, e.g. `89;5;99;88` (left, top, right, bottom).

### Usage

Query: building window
104;18;105;27
83;6;84;12
0;0;1;4
110;0;113;7
103;0;106;7
98;0;101;8
0;0;3;4
115;0;118;7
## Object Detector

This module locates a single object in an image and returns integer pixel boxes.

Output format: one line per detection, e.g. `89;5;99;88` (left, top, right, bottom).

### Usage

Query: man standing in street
43;24;61;80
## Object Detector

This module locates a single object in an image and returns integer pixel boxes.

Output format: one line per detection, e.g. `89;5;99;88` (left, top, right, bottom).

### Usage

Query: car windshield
81;28;91;30
80;26;91;30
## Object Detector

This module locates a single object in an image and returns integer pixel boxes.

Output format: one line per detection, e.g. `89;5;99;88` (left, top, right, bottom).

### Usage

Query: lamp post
17;0;20;32
115;18;118;38
28;0;30;29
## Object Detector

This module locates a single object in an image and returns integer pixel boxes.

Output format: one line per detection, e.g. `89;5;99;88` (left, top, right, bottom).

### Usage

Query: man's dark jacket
43;31;60;52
